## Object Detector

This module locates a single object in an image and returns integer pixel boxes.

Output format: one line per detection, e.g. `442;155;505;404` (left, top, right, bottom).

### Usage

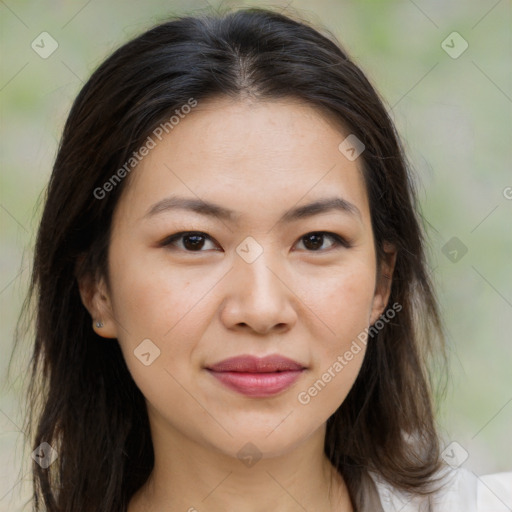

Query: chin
208;423;316;461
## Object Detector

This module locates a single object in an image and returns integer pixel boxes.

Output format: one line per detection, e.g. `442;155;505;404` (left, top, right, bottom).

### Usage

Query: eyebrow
143;194;361;224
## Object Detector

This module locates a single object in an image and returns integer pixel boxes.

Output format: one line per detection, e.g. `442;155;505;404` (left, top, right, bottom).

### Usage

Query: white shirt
370;468;512;511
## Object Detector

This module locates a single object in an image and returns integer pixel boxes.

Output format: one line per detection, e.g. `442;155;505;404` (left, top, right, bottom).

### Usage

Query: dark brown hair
15;6;446;511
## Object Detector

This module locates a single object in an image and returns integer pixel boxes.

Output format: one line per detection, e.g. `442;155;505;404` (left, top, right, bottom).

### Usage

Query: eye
160;231;219;252
294;231;351;252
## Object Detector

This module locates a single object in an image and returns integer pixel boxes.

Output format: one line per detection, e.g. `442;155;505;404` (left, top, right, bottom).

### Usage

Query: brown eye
182;234;206;250
296;232;350;252
161;232;219;252
302;233;324;251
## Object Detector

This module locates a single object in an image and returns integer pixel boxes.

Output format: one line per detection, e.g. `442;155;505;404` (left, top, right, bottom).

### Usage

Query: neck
129;415;353;512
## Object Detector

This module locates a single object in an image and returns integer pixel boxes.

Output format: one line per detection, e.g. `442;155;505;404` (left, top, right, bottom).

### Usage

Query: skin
79;96;396;511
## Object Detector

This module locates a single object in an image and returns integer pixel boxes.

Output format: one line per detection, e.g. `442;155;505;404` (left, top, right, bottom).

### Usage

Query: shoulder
369;468;512;512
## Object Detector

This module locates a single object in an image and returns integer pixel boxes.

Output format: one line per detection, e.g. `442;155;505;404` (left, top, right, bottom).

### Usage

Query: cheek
296;346;365;421
107;243;224;394
304;263;376;346
108;263;211;420
108;240;220;340
295;264;374;408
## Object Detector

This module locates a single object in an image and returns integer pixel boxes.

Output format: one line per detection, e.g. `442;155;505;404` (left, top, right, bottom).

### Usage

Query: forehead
115;96;371;226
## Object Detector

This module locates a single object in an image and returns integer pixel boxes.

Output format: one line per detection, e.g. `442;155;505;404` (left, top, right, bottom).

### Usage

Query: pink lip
206;355;306;397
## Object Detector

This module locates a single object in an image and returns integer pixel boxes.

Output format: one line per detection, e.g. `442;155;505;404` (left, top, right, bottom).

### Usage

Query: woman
19;7;511;511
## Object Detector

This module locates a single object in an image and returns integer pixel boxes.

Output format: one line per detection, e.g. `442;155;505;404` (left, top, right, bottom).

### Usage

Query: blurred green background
1;0;511;509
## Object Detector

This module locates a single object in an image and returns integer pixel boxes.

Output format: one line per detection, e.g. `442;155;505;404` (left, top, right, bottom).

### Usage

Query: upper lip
206;355;305;373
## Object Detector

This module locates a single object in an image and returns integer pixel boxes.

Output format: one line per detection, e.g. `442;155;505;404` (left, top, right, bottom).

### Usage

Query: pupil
184;235;204;250
304;233;322;250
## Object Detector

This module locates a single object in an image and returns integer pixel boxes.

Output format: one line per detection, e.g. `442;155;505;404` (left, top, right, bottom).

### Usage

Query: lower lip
207;370;304;397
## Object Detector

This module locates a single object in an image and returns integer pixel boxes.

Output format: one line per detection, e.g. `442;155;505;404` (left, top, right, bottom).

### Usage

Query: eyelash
160;231;352;253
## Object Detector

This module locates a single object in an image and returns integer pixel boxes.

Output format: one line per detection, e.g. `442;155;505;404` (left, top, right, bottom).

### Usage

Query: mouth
205;355;306;397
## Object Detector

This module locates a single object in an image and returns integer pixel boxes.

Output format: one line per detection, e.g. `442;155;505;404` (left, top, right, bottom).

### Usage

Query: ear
76;267;118;339
369;242;397;325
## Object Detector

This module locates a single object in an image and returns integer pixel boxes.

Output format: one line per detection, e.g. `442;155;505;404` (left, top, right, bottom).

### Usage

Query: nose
219;250;298;335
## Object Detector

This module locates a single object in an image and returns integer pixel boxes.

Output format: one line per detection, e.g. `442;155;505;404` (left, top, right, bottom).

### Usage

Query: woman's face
86;97;395;460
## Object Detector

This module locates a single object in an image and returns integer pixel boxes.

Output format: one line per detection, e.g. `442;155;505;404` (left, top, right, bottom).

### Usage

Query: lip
206;355;306;397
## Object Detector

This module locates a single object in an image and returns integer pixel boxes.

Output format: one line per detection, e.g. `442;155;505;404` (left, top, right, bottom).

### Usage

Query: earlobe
77;272;118;339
